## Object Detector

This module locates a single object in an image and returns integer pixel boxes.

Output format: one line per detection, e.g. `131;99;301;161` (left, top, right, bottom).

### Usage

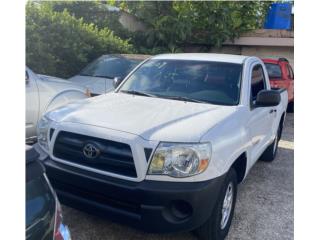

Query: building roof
223;29;294;47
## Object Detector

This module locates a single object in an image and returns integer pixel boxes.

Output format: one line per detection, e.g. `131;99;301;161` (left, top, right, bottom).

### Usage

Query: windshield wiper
160;95;208;103
93;75;114;79
120;90;157;98
79;73;114;79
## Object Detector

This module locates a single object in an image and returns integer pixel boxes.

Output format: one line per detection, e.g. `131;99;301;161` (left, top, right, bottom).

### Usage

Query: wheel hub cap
221;182;234;229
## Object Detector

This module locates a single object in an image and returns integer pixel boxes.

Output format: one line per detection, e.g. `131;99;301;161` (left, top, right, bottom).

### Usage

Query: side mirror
113;77;123;88
255;90;281;107
26;71;29;84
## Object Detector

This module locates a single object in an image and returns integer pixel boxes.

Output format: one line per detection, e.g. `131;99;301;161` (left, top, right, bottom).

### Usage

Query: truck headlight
148;142;211;177
37;115;53;152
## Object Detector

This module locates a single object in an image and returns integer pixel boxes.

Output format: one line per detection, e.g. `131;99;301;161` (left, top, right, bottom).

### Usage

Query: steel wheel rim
221;182;234;229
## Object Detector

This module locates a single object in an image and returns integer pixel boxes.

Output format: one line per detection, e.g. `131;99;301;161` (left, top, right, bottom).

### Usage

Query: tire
260;125;281;162
287;101;294;113
195;168;238;240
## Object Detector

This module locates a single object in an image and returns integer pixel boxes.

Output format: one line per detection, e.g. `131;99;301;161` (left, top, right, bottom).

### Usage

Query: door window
251;64;266;101
287;65;294;79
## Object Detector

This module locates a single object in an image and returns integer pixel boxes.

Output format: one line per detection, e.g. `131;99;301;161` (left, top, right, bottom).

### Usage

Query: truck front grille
53;131;137;177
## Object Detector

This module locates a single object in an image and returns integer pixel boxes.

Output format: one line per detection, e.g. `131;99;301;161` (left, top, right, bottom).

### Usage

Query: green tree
119;1;271;51
26;2;133;78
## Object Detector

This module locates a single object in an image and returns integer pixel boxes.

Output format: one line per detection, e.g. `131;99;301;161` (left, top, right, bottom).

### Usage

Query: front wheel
195;168;238;240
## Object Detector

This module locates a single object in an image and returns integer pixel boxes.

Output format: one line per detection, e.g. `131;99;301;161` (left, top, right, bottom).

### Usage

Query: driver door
246;64;274;168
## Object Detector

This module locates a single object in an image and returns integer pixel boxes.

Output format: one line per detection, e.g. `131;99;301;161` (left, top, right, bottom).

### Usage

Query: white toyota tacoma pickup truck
36;53;288;240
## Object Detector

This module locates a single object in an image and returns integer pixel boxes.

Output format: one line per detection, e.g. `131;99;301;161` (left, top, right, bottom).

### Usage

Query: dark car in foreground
26;145;71;240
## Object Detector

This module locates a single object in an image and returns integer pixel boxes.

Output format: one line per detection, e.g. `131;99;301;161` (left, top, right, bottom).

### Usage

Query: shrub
44;1;131;39
26;2;133;78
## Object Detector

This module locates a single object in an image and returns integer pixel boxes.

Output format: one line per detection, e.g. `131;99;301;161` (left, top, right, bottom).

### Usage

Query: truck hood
48;93;238;142
68;75;114;95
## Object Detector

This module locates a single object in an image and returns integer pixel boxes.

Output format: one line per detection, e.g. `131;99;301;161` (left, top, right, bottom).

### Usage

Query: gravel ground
63;113;294;240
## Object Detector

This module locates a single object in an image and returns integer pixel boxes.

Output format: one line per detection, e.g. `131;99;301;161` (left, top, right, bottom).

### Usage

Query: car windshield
118;59;243;105
80;55;142;79
265;63;282;79
26;176;55;228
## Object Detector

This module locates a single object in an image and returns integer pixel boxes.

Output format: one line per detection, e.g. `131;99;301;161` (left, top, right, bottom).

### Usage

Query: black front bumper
44;158;225;233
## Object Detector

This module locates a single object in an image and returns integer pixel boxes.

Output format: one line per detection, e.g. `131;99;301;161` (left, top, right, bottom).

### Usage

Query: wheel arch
278;112;286;139
231;152;247;183
44;89;88;113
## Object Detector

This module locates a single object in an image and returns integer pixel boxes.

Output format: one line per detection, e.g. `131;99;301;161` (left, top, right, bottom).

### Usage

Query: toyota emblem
83;143;100;159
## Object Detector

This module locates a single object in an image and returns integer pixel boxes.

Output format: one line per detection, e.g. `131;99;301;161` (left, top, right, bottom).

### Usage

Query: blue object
264;2;293;30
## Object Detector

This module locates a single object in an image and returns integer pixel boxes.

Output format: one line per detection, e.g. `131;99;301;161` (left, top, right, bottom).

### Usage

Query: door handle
269;109;277;114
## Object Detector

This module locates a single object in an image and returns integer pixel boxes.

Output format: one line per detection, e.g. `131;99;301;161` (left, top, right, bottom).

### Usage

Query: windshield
119;59;243;105
80;55;142;79
265;63;282;79
26;175;55;228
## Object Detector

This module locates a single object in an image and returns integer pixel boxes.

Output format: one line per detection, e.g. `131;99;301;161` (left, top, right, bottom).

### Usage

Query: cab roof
262;57;289;64
152;53;248;64
103;54;151;60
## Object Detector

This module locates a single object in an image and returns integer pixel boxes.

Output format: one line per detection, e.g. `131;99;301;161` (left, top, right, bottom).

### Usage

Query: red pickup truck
262;58;294;112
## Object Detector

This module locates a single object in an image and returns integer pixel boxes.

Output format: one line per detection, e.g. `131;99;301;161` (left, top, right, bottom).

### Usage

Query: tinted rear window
251;64;266;100
265;63;282;78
